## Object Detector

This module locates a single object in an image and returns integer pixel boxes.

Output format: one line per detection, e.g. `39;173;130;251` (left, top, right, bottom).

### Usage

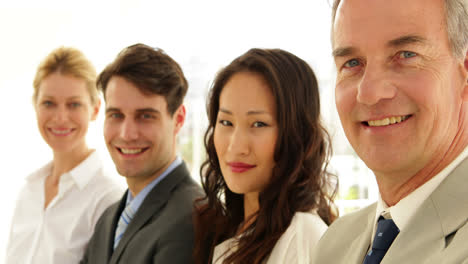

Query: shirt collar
26;150;102;190
125;156;182;211
375;145;468;231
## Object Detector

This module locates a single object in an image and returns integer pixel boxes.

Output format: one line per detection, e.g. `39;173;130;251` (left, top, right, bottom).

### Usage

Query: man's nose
357;64;397;106
119;119;139;141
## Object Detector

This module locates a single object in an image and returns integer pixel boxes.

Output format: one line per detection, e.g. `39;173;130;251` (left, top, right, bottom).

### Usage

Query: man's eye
344;59;360;68
109;113;123;119
399;51;417;59
141;113;154;119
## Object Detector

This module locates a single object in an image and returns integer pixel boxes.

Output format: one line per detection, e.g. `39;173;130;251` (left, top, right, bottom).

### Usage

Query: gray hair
445;0;468;58
331;0;468;59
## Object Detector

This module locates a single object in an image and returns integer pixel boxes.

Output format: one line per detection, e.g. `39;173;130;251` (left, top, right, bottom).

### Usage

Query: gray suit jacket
313;158;468;264
80;162;203;264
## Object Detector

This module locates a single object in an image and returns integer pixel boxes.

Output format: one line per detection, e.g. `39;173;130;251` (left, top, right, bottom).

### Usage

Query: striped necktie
363;216;400;264
113;203;135;249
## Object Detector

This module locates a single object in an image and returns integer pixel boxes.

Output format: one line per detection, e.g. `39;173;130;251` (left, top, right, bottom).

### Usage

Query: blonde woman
6;47;123;264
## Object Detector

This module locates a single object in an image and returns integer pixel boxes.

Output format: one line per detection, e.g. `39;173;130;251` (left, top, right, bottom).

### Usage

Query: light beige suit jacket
313;158;468;264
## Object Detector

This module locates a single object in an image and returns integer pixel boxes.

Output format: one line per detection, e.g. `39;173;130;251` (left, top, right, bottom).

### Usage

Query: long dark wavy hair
193;48;337;264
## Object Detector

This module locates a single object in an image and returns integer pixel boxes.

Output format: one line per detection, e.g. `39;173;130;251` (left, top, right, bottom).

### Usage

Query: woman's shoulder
15;161;53;198
85;167;124;203
25;160;53;182
266;210;328;263
290;210;328;236
277;210;328;247
213;237;237;264
76;152;125;207
79;151;124;191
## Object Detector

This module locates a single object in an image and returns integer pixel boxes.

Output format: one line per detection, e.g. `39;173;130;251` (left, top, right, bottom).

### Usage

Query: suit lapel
426;156;468;263
383;157;468;263
382;196;444;263
103;192;127;263
347;204;375;263
431;157;468;237
109;163;190;264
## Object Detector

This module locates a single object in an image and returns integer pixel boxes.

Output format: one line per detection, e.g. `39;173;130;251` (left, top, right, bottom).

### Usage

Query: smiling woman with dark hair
193;48;337;264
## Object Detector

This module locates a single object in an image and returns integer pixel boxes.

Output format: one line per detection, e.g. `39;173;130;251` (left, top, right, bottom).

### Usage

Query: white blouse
212;210;328;264
5;151;124;264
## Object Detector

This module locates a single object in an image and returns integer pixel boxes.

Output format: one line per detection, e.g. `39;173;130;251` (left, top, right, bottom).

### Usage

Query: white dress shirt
371;146;468;244
212;210;327;264
5;151;124;264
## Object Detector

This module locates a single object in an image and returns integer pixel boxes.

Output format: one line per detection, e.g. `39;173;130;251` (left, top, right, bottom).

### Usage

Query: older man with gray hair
313;0;468;263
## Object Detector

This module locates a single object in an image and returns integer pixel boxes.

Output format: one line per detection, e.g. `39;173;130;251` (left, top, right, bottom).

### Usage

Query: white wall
0;0;373;261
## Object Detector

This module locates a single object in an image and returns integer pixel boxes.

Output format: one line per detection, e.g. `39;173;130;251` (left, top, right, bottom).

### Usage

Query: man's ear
465;49;468;71
459;48;468;101
91;99;101;121
173;104;186;134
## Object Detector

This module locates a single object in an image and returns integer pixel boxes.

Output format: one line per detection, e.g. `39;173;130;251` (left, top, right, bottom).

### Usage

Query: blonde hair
33;46;98;104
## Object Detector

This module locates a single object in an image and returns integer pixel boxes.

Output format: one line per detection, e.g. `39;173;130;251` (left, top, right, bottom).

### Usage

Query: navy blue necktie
363;216;400;264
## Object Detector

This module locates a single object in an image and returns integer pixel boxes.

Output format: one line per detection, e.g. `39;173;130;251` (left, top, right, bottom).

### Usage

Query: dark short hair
97;43;188;115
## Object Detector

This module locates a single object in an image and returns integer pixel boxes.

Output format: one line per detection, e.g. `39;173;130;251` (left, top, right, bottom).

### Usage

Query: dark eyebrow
332;46;358;58
247;110;269;115
387;35;427;48
219;108;232;115
135;108;160;115
219;108;270;115
106;107;161;115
